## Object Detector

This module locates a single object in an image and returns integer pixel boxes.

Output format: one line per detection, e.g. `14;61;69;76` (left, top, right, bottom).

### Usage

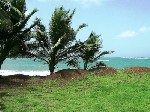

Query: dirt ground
123;67;150;73
0;67;149;89
89;67;117;75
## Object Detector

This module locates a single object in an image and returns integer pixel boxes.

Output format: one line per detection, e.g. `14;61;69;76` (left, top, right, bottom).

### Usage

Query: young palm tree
78;32;114;70
28;6;86;74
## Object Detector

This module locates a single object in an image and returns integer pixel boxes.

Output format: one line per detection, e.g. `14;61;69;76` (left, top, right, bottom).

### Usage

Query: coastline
1;57;150;76
1;66;150;77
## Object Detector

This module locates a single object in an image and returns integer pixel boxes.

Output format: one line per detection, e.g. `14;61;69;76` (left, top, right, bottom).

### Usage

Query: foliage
0;0;40;68
28;6;86;74
73;32;114;70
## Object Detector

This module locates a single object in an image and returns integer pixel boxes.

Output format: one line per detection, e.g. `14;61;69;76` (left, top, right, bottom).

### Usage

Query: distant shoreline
1;57;150;76
1;66;150;76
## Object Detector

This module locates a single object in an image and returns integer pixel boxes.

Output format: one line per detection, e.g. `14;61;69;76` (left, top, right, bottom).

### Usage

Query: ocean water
0;57;150;76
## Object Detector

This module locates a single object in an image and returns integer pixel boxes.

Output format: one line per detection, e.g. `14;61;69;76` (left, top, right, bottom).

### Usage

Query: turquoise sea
0;57;150;76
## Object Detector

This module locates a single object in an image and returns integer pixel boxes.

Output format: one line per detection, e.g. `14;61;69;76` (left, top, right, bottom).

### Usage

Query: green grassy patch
0;71;150;112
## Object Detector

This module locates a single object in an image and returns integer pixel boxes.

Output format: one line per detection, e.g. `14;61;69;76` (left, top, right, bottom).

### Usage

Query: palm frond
13;9;38;34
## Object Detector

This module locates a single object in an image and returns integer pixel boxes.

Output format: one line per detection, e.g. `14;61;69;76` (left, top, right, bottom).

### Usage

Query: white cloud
72;0;110;6
36;0;49;3
116;26;150;39
73;0;101;5
117;31;137;38
139;26;150;32
34;0;110;6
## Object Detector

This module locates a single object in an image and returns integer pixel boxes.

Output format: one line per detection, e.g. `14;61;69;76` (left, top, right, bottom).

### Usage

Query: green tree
78;32;114;70
0;0;40;68
28;7;86;74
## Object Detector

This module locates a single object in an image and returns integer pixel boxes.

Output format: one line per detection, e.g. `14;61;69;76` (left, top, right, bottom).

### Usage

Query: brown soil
124;67;150;73
47;67;117;80
2;66;149;89
0;67;117;89
47;69;89;80
89;67;117;75
0;74;46;89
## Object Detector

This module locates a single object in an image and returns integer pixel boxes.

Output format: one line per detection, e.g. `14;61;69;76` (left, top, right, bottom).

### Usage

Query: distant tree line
0;0;114;74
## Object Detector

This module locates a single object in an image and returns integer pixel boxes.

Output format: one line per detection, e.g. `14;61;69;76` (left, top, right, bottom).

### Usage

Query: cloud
139;26;150;32
72;0;110;6
117;31;137;38
117;26;150;39
36;0;49;3
34;0;110;6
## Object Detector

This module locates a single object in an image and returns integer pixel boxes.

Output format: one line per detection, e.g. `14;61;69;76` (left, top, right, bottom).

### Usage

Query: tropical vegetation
77;32;114;70
27;7;87;74
0;0;113;73
0;0;40;69
0;1;149;112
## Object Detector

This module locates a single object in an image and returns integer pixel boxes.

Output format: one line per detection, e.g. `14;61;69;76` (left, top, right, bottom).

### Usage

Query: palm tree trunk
0;55;6;69
49;64;55;74
0;45;12;69
84;62;88;70
49;53;56;74
0;39;18;69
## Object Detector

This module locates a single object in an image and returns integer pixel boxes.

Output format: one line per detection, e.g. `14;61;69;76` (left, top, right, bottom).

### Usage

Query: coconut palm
28;6;87;74
0;0;40;69
78;32;114;70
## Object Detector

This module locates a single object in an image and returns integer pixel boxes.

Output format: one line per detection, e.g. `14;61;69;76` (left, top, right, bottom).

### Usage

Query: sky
25;0;150;57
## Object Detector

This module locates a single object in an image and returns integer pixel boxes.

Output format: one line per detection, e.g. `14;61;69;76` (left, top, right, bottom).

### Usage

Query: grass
0;70;150;112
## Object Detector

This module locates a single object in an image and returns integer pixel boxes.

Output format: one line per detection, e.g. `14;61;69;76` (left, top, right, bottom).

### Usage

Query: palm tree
28;6;87;74
0;0;40;69
78;32;114;70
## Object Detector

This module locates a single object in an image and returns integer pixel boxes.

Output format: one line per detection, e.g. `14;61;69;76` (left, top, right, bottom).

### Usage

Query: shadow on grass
0;74;31;88
0;92;7;111
0;74;47;88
